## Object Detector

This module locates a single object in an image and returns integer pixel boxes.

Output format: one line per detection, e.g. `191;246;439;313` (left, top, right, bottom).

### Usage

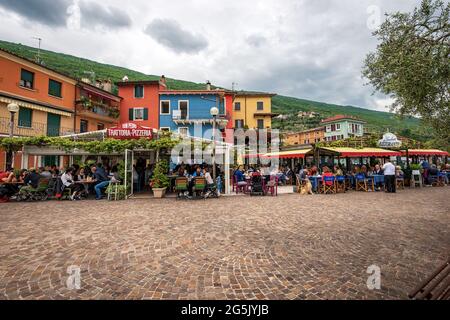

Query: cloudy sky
0;0;421;111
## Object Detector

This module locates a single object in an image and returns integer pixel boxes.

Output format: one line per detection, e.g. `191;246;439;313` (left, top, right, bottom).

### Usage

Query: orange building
283;126;325;146
117;77;167;130
0;48;122;169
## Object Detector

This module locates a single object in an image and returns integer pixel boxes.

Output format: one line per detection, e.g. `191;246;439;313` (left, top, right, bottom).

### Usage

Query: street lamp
210;106;219;180
6;103;20;169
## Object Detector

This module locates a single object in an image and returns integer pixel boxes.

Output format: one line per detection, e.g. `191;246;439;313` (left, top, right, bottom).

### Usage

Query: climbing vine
0;135;182;154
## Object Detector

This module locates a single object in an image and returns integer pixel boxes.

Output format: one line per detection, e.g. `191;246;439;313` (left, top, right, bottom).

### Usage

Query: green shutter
21;69;34;82
49;79;62;97
47;114;61;137
129;108;134;120
143;108;149;120
18;107;32;127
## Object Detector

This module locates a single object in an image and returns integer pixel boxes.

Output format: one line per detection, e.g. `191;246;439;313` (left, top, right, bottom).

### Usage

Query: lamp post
210;106;219;180
6;103;20;169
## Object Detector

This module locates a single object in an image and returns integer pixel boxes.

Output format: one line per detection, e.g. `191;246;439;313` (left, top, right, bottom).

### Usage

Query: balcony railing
0;117;75;137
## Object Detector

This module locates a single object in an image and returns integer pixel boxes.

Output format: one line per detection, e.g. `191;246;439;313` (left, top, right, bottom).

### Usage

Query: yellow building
232;91;277;129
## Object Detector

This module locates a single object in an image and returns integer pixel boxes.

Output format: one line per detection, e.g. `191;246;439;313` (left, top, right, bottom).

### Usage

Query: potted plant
150;160;170;198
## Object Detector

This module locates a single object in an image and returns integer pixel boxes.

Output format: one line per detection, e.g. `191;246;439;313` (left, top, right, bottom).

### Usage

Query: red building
116;77;167;129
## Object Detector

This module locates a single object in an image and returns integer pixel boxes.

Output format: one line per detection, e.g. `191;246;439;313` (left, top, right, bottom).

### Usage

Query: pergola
20;129;234;197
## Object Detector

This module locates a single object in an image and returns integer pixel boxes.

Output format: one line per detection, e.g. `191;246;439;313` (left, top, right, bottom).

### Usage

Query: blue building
158;89;229;139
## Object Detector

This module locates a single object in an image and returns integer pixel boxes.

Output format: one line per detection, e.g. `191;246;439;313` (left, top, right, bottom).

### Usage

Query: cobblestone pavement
0;188;448;300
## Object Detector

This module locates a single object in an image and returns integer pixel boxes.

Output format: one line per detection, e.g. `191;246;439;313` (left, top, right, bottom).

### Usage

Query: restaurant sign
107;122;153;139
378;132;402;148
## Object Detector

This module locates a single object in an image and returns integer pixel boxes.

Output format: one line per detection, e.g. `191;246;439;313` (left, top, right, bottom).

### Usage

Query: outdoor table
371;175;384;185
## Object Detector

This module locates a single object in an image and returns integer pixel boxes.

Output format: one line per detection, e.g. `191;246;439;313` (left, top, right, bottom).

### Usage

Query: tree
363;0;449;148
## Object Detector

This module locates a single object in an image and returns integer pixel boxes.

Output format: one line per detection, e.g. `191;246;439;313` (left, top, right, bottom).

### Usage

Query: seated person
203;167;215;188
234;166;247;186
61;167;83;201
321;166;335;186
91;165;110;200
333;165;343;176
395;166;404;178
192;166;203;177
0;168;14;183
22;168;41;190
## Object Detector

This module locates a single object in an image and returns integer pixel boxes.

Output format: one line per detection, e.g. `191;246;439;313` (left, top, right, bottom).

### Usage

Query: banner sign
378;132;402;148
107;122;153;139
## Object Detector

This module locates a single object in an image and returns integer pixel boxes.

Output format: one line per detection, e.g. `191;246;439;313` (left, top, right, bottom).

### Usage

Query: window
128;107;148;121
20;69;34;89
257;119;264;129
326;125;331;132
234;102;241;111
134;85;144;98
235;119;244;129
178;127;189;137
48;79;62;97
257;101;264;111
97;123;105;131
331;124;336;131
336;123;341;131
160;127;171;132
160;101;170;115
179;101;188;119
80;120;89;133
18;107;32;128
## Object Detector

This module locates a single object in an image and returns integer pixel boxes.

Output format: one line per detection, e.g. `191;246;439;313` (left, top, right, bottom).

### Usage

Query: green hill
0;39;427;140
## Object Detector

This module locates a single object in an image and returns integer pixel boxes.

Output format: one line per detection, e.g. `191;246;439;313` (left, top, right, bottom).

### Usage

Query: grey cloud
0;0;131;29
246;34;266;48
144;18;208;54
0;0;70;26
79;1;132;29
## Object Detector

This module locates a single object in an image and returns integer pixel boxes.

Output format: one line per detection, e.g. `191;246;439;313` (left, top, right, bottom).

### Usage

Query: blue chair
322;176;336;194
355;174;368;192
336;176;346;193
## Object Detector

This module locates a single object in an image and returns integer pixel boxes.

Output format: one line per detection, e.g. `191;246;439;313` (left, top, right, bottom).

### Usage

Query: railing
0;117;75;137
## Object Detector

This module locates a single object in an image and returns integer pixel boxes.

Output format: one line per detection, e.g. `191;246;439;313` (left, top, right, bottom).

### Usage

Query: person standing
382;160;396;193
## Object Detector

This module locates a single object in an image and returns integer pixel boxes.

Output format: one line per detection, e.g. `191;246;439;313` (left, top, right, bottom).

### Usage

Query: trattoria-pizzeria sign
107;123;154;139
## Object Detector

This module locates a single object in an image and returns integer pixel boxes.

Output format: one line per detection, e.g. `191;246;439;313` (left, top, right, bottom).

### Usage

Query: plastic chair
233;175;248;194
265;176;278;196
107;181;122;201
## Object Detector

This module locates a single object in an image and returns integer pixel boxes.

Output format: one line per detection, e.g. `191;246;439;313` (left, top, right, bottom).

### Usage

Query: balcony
0;117;75;137
76;96;120;123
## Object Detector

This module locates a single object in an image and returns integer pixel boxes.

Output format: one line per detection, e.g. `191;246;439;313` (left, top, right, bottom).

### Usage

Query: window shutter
143;108;149;120
18;108;32;127
129;108;134;120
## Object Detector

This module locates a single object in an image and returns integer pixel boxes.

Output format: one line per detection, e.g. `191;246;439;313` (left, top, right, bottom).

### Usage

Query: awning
0;94;73;117
321;147;401;157
402;149;449;156
264;149;313;159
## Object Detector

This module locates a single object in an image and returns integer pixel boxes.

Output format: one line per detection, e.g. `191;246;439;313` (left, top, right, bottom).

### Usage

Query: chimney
102;80;112;92
160;75;167;85
206;80;211;91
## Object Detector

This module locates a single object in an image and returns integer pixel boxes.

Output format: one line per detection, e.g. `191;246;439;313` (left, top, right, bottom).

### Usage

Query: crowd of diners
0;163;120;202
232;160;450;194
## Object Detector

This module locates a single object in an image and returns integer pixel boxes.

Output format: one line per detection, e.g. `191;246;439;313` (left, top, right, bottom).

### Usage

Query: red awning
321;147;401;157
402;149;449;156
